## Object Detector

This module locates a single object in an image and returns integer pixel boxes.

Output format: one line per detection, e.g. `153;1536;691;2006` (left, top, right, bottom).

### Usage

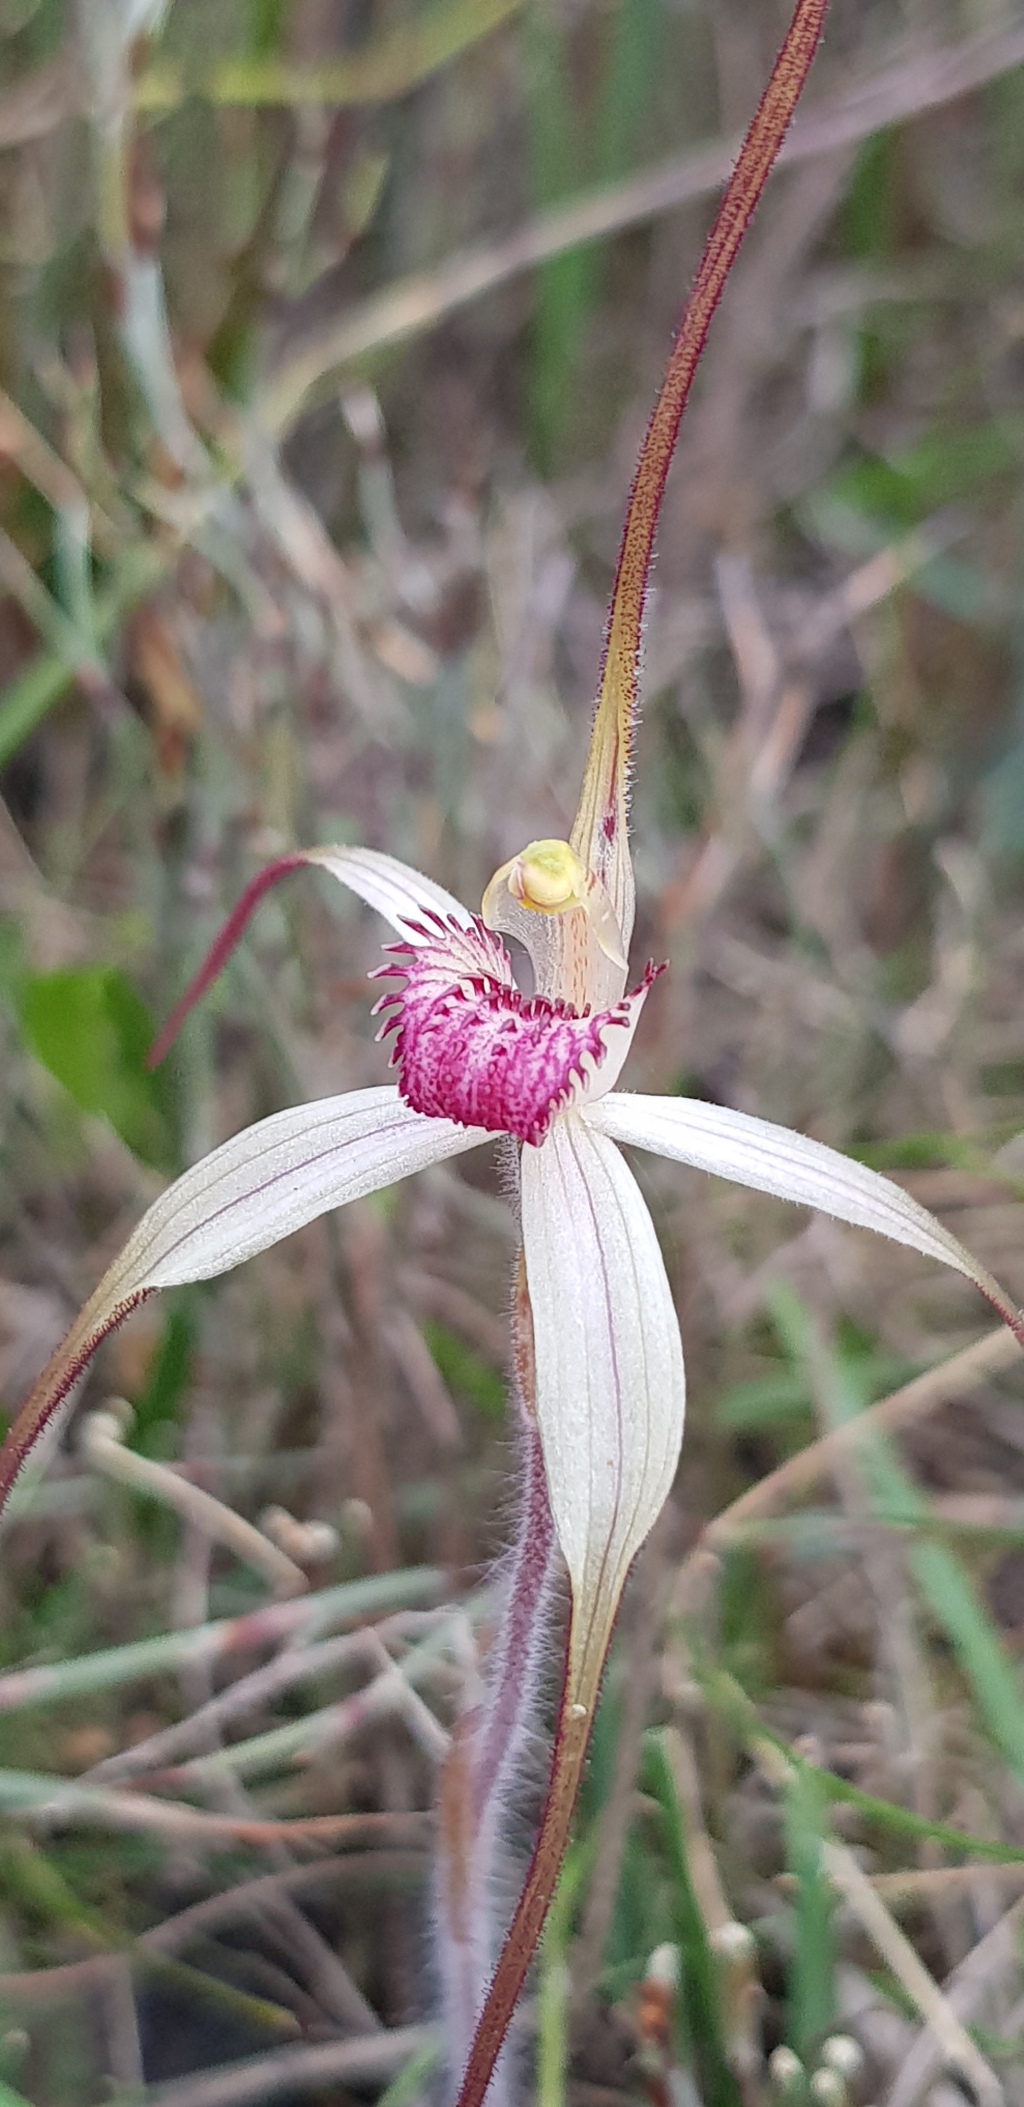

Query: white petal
520;1112;685;1686
114;1087;486;1289
305;846;475;938
0;1090;486;1523
588;1093;1024;1341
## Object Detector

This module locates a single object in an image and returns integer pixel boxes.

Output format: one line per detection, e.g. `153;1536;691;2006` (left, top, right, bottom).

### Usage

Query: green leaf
717;1370;813;1432
0;915;26;1007
537;1842;587;2107
907;1539;1024;1791
827;418;1024;533
784;1765;834;2060
21;965;173;1171
129;1299;195;1452
423;1322;504;1420
699;1659;1024;1867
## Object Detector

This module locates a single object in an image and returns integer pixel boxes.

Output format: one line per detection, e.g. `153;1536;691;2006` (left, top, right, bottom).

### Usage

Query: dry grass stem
263;17;1024;432
141;2023;436;2107
81;1403;308;1597
821;1842;1002;2107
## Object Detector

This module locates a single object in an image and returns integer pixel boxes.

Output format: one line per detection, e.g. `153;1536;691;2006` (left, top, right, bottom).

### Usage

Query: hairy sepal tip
147;852;309;1068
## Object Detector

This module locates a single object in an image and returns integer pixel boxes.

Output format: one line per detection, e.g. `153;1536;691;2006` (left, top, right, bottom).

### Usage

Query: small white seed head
820;2036;864;2083
644;1942;680;1991
769;2046;805;2100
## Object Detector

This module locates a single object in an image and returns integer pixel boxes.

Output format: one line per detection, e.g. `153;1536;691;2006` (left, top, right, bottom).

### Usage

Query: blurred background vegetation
3;0;1024;2101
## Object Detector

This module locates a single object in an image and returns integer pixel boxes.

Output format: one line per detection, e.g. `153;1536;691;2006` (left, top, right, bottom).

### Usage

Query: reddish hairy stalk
454;1667;591;2107
0;1289;154;1520
574;0;828;874
147;852;309;1069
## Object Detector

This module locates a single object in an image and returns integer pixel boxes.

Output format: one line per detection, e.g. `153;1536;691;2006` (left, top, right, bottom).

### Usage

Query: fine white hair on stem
433;1344;561;2107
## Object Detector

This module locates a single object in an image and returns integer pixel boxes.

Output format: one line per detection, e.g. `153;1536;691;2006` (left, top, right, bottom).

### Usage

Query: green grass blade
774;1291;1024;1793
643;1731;742;2107
783;1764;834;2060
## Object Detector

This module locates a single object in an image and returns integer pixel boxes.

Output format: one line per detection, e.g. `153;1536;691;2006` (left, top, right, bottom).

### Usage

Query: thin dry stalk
81;1403;306;1597
688;1327;1020;1579
85;1615;434;1783
870;1863;1024;1904
141;2022;435;2107
821;1842;1002;2107
887;1895;1024;2107
139;1852;428;1957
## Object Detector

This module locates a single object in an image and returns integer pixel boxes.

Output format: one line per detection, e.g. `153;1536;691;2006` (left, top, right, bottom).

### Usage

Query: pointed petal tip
590;1091;1024;1355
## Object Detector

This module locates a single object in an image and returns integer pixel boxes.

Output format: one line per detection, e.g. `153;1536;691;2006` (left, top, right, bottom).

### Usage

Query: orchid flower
3;2;1022;2101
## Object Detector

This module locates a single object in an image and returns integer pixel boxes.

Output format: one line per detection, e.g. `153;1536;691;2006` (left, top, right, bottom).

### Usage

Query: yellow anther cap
482;840;627;972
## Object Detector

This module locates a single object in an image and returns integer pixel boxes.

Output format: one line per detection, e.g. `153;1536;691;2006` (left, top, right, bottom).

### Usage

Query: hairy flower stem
472;1415;556;1825
436;1260;559;2097
453;1660;591;2107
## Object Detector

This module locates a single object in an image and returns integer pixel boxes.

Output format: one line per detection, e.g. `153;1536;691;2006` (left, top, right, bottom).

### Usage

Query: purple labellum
372;913;660;1147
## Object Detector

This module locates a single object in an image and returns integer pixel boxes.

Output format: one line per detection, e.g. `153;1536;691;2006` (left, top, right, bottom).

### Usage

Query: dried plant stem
88;1612;448;1783
261;16;1024;436
820;1844;1002;2107
0;1567;443;1715
701;1326;1019;1550
0;1768;431;1846
140;2023;435;2107
750;1735;1002;2106
870;1862;1024;1903
82;1404;306;1597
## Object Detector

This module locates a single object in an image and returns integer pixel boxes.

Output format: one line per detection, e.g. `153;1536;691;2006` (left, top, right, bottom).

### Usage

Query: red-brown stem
597;0;828;786
453;1652;592;2107
0;1289;154;1525
147;852;309;1069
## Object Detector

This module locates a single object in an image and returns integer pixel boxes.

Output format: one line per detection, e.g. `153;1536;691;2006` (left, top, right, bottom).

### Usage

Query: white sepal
520;1112;685;1692
112;1087;485;1290
587;1092;1024;1341
304;846;475;938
